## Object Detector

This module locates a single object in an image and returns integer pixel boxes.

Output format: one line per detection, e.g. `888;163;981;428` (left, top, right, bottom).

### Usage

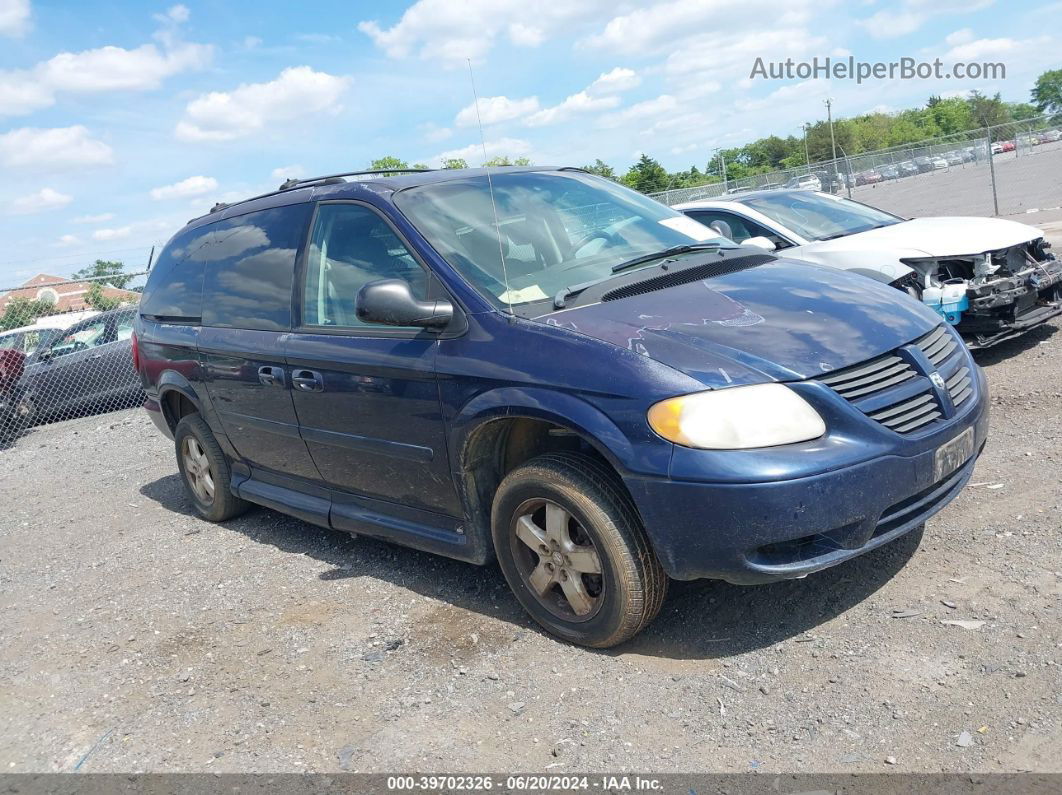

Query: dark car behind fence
0;273;148;445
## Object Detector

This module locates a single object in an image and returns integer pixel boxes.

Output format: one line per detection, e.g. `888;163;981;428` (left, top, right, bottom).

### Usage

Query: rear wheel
491;452;667;648
174;414;249;522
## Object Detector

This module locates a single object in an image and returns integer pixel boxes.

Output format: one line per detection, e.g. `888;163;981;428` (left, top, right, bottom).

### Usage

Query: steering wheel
571;230;617;257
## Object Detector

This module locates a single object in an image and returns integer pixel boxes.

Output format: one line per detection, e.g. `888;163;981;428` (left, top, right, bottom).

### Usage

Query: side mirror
355;279;453;329
743;236;777;252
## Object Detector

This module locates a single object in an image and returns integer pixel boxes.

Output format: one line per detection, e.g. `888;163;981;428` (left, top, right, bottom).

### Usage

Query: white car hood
798;217;1043;259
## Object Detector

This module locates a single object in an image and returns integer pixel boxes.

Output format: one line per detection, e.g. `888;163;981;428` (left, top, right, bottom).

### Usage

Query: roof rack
277;168;434;192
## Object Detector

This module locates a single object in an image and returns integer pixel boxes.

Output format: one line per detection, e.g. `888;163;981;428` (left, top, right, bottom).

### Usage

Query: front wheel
491;452;667;648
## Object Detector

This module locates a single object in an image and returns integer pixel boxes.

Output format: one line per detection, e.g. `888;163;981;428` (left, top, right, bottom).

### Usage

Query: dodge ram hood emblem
929;372;947;390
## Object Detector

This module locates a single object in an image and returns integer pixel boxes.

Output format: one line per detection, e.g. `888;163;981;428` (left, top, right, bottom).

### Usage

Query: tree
72;259;131;290
1031;69;1062;115
411;162;429;170
369;156;409;171
622;154;669;193
0;296;55;331
512;156;532;166
441;158;468;169
967;91;1010;128
582;159;616;179
84;282;124;311
482;156;513;166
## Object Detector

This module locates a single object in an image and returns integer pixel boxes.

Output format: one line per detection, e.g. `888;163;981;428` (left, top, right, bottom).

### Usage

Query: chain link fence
0;272;147;446
648;114;1062;219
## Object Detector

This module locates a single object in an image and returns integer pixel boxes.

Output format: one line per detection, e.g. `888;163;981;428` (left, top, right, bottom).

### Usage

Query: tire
491;452;667;648
174;414;250;522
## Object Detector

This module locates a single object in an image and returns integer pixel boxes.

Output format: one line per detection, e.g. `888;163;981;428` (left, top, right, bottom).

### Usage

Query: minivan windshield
394;171;735;313
737;191;903;241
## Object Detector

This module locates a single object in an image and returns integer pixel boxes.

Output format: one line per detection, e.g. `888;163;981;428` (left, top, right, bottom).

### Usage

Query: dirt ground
0;322;1060;775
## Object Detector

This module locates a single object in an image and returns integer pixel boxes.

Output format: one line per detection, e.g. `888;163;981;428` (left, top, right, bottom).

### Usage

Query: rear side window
202;203;312;331
140;224;213;321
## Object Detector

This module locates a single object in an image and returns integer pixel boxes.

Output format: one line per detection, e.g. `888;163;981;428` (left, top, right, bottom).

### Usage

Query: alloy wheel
181;437;215;504
510;499;604;621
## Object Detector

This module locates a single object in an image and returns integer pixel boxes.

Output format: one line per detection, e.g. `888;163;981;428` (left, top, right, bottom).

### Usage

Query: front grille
817;325;973;435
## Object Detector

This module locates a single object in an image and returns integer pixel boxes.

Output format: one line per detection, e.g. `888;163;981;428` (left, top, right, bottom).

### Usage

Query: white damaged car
677;189;1062;348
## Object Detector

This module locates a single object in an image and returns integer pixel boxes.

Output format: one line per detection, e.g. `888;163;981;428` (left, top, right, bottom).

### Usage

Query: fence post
986;125;1000;216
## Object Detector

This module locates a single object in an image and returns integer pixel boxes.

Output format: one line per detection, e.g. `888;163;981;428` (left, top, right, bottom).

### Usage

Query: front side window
50;318;109;357
393;171;733;315
301;203;428;329
737;192;902;241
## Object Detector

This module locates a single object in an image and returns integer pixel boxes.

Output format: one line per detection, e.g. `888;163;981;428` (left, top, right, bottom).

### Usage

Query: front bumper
624;365;989;584
960;257;1062;348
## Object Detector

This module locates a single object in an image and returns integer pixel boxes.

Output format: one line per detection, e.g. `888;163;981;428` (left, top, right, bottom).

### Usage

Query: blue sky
0;0;1057;284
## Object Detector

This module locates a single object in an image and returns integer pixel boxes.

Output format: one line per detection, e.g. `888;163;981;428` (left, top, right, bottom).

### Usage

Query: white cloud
92;226;132;241
8;187;72;215
0;30;212;117
420;123;452;142
429;137;531;167
588;67;641;95
945;28;975;47
598;95;679;128
57;234;80;247
526;92;619;127
73;212;114;224
455;95;539;127
154;4;190;25
0;126;114;169
524;67;640;127
585;0;818;54
507;22;543;47
35;41;211;94
0;0;30;37
0;72;52;115
242;35;262;49
271;165;305;181
150;175;218;200
860;0;994;39
946;35;1034;61
358;0;613;65
175;66;350;142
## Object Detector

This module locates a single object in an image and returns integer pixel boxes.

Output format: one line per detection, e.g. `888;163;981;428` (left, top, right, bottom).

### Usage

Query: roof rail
277;168;434;192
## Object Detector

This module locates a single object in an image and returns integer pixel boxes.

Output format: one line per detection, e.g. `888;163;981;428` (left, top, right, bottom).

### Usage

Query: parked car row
0;306;143;441
133;166;1016;647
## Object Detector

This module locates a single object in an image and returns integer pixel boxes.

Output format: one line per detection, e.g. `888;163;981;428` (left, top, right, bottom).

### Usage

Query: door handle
258;365;285;387
291;369;323;392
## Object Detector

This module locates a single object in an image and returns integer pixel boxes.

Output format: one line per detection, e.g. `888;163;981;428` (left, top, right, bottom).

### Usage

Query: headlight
647;383;826;449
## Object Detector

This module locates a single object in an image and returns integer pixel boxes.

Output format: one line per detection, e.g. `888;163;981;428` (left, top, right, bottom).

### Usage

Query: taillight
131;331;140;371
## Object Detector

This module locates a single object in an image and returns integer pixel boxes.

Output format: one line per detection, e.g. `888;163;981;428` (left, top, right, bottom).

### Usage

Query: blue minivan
135;167;988;647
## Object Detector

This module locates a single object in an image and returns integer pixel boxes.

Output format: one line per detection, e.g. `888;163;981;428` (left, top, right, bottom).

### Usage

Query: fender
449;386;669;478
155;371;238;459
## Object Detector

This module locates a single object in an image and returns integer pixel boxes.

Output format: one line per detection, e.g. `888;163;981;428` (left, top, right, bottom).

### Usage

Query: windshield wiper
554;243;727;309
609;242;722;273
554;277;613;309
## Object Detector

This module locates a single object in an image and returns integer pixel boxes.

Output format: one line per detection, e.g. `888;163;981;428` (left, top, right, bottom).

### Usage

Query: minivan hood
798;216;1042;258
537;257;940;388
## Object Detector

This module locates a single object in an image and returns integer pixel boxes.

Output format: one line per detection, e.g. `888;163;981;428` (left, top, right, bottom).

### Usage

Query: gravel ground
1;323;1060;775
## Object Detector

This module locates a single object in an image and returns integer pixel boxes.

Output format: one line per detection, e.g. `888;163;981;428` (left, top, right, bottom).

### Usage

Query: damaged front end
901;237;1062;348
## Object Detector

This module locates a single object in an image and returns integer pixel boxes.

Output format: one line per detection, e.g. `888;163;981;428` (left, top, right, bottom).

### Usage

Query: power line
0;244;158;270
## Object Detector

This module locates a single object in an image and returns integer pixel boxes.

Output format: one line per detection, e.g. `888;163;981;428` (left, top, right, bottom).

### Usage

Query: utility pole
825;99;838;164
719;150;728;192
802;123;811;167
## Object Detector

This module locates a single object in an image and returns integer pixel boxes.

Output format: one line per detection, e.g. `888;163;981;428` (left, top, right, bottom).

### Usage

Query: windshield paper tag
659;216;716;241
498;285;548;303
